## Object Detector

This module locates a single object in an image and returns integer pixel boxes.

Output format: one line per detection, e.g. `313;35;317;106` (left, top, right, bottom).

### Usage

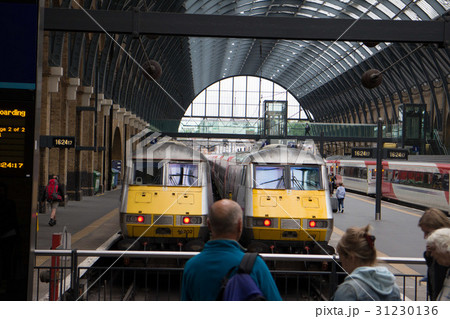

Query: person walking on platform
181;199;282;301
333;225;401;301
418;208;450;300
41;175;64;226
335;182;345;213
426;228;450;301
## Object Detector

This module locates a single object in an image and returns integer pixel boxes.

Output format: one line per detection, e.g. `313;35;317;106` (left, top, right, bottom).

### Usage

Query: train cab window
254;166;285;189
290;166;321;190
133;161;163;185
168;163;199;186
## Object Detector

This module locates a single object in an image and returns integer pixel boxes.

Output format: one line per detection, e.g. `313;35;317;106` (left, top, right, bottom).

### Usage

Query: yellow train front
119;141;212;251
210;143;334;253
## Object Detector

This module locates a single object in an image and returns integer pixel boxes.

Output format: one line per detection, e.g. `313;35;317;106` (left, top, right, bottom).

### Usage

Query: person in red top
41;175;64;226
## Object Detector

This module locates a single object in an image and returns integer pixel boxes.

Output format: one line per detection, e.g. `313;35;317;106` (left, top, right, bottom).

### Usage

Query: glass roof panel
180;0;450;117
416;0;440;18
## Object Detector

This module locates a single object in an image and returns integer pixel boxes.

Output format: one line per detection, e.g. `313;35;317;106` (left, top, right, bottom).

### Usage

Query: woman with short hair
426;228;450;301
418;208;450;300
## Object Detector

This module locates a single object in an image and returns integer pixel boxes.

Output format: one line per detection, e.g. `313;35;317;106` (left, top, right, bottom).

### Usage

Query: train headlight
126;215;146;223
306;220;328;229
247;217;277;228
178;216;203;225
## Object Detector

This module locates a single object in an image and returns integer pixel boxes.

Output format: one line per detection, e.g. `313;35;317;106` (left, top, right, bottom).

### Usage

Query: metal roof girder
415;48;442;129
427;47;450;109
82;33;100;87
350;63;375;123
398;44;427;105
44;9;449;45
67;32;85;78
340;72;363;123
325;77;353;122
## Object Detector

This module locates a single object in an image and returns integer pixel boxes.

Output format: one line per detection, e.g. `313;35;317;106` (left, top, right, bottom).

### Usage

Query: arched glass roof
50;0;450;124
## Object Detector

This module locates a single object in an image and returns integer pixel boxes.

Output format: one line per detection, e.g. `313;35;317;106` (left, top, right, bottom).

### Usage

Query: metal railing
34;250;427;301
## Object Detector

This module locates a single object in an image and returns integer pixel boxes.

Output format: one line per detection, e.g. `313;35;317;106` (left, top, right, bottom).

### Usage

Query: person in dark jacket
418;208;450;300
426;228;450;301
333;225;400;301
181;199;281;301
305;123;311;136
41;175;64;226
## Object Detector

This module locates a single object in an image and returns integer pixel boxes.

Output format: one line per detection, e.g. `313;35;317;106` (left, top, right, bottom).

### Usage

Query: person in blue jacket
333;225;401;301
181;199;282;301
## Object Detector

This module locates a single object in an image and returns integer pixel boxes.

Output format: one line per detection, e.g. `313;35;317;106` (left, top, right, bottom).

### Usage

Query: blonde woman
333;225;400;301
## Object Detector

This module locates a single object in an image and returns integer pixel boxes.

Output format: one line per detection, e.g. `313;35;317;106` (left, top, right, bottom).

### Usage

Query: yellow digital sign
352;148;374;158
52;136;75;148
0;105;28;172
386;149;408;160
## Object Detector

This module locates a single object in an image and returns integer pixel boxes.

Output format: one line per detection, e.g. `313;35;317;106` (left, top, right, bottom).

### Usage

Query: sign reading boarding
351;148;374;158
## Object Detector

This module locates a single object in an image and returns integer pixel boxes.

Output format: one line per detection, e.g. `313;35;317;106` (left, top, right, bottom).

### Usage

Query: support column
98;99;112;193
73;86;92;199
66;78;80;200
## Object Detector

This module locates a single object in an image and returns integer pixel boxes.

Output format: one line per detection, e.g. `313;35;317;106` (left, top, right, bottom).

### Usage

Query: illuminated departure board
0;90;34;176
0;0;40;301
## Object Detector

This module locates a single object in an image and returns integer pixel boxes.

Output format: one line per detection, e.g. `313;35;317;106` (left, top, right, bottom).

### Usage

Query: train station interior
1;0;450;301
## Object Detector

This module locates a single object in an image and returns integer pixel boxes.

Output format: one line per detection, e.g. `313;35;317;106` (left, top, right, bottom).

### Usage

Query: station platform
32;187;430;300
34;187;428;273
35;188;121;265
329;191;427;276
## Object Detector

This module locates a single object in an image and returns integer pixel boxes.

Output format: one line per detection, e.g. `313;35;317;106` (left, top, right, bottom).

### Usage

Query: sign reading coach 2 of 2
0;0;42;300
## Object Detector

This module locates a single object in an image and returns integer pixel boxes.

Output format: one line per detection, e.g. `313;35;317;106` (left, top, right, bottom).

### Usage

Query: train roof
131;140;207;162
242;144;325;165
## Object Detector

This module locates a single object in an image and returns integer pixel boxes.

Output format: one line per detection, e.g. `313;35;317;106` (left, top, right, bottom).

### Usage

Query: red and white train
327;158;450;212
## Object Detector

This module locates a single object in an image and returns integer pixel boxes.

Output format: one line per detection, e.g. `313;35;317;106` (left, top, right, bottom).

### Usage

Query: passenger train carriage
327;158;450;212
327;159;376;195
119;140;213;251
209;143;334;253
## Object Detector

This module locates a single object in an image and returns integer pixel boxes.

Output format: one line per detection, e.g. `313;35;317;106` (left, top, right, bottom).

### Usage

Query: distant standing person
426;228;450;301
418;208;450;300
329;173;336;195
42;175;64;226
336;182;346;213
333;225;401;301
181;199;282;301
305;123;311;136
